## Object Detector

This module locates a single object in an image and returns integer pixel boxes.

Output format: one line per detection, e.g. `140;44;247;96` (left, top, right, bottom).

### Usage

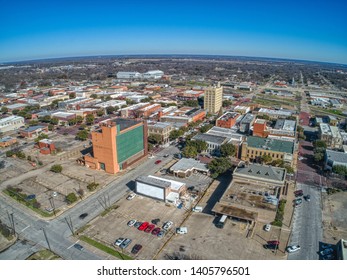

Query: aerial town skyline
1;0;347;64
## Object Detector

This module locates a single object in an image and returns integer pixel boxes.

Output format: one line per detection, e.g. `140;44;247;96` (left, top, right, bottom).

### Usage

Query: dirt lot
322;191;347;244
0;133;118;216
82;194;191;259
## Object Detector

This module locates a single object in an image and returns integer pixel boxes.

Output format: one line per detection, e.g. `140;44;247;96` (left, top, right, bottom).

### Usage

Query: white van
176;227;188;234
192;206;203;212
216;215;228;229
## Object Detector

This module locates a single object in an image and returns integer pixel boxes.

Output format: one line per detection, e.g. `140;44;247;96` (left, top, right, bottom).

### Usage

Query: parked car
263;244;278;250
151;218;160;225
134;221;142;229
144;224;155;233
138;222;149;231
155;160;162;164
322;254;335;260
151;227;161;235
119;238;132;249
114;238;125;247
267;240;280;245
294;198;303;206
163;154;170;158
321;244;333;249
176;227;188;234
264;224;271;232
320;248;334;256
294;190;304;197
127;219;137;227
73;244;84;251
304;195;311;202
157;230;166;238
126;193;136;200
131;244;143;254
163;221;173;230
79;213;88;219
286;245;301;253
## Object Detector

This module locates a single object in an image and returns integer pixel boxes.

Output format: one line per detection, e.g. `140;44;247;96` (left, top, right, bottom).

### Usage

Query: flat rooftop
193;133;227;145
247;136;294;154
148;175;185;191
234;163;286;183
111;118;142;131
217;111;240;121
170;158;208;173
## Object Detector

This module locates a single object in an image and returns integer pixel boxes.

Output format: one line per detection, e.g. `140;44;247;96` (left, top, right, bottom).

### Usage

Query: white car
163;221;173;230
126;193;136;200
286;245;301;253
264;224;271;232
114;238;125;247
127;219;137;227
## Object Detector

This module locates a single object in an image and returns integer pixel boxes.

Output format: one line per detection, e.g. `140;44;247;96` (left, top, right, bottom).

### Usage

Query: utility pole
65;216;74;235
49;197;56;216
42;227;52;251
7;211;15;235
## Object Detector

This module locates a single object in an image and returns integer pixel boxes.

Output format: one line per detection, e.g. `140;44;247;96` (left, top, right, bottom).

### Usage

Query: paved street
0;145;179;260
288;183;323;260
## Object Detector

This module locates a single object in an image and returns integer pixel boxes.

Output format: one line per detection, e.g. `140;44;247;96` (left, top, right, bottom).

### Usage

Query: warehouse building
135;175;186;202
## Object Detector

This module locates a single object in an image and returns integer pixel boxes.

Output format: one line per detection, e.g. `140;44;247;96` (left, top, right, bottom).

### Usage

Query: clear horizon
1;0;347;64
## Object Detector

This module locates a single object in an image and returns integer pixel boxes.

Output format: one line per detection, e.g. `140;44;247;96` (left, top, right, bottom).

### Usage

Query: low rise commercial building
324;149;347;171
19;125;49;138
319;123;343;149
135;175;186;203
0;136;17;147
147;122;173;145
241;136;295;166
192;133;228;156
160;107;206;127
116;72;141;79
0;116;25;133
239;113;255;134
256;108;294;119
212;163;286;224
169;158;209;178
216;111;241;129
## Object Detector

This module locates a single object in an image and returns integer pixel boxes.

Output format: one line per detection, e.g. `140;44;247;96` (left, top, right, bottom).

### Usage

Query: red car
138;222;149;231
155;160;162;164
267;240;280;245
151;227;161;235
144;224;155;233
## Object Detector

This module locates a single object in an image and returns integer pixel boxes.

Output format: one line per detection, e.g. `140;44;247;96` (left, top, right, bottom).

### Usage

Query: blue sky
1;0;346;64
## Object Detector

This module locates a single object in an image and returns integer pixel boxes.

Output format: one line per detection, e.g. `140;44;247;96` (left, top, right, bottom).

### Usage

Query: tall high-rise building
204;82;223;114
83;118;148;174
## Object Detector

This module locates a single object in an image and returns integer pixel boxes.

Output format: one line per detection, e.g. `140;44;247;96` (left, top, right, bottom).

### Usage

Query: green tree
182;145;198;158
200;124;213;133
148;134;162;144
222;100;233;107
86;114;95;125
40;115;51;123
284;165;295;174
106;106;116;115
220;143;236;157
76;130;89;141
313;140;327;149
332;165;347;176
313;152;324;162
68;118;77;126
90;94;98;99
141;97;152;103
96;109;104;117
183;100;199;107
261;154;273;164
87;182;99;192
66;193;78;204
35;133;49;143
50;117;59;125
188;139;207;153
48;124;54;131
208;157;232;178
69;92;76;99
76;115;84;124
50;164;63;173
169;130;183;141
1;107;8;114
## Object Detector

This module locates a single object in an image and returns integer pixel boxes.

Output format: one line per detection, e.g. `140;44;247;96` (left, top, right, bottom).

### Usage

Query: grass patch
80;236;133;260
75;224;91;235
271;199;286;227
100;205;119;217
27;249;62;260
3;189;55;218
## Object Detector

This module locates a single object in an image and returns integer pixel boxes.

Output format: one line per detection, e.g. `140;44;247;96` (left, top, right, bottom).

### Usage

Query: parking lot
158;212;288;260
82;194;191;259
